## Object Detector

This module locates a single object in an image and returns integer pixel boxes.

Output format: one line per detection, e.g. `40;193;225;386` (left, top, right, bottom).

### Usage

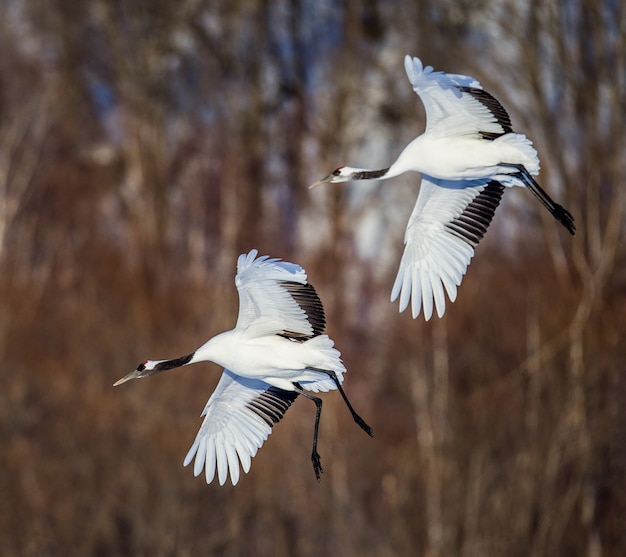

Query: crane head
114;354;193;386
309;166;352;188
113;360;157;386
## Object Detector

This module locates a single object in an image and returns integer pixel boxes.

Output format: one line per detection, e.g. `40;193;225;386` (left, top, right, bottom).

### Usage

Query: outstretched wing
234;250;325;339
391;177;505;320
183;369;298;486
404;55;512;139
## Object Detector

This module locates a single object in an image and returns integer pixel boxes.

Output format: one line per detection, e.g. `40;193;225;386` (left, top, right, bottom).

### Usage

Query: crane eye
332;166;344;176
137;361;147;371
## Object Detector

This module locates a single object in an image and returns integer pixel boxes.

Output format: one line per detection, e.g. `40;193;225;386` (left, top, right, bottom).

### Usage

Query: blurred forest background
1;0;625;555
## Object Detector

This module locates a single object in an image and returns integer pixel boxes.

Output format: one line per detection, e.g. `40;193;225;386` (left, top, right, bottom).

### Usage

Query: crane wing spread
391;177;504;320
404;55;512;139
234;250;324;338
183;369;298;486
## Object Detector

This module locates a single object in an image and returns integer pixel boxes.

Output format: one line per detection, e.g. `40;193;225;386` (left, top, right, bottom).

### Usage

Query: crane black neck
143;353;194;376
352;168;390;180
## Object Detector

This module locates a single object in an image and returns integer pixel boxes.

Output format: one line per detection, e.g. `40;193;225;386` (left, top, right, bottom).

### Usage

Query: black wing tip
246;386;298;427
458;85;513;137
280;281;326;337
445;181;505;247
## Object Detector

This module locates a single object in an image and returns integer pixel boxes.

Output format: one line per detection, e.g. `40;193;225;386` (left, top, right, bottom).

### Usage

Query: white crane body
390;133;540;181
189;331;345;392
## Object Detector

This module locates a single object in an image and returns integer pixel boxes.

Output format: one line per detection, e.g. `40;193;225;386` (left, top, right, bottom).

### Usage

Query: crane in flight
114;249;373;486
311;55;575;321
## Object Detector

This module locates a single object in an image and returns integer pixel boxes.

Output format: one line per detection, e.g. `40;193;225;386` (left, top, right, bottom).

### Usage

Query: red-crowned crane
115;250;373;485
311;55;575;321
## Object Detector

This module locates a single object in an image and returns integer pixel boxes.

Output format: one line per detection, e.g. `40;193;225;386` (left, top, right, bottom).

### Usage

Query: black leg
292;382;324;481
502;163;575;235
307;368;374;437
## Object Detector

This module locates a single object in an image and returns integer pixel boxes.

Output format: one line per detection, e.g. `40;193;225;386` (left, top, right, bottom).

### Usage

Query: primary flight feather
115;249;373;486
311;55;575;321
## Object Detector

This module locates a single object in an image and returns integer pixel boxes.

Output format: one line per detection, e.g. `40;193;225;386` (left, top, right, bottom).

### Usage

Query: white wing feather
404;55;509;139
184;369;286;486
234;249;314;338
391;177;501;320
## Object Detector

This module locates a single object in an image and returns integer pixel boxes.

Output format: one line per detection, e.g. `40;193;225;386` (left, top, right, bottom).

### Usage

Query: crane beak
113;369;142;386
308;174;333;189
